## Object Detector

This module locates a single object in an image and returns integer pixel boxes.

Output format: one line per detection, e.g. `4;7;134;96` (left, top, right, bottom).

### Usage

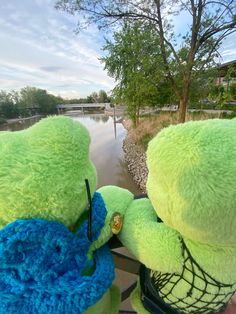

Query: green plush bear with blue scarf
0;116;120;314
96;119;236;314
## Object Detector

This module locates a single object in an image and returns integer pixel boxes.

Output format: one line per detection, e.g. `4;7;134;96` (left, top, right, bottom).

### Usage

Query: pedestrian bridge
57;103;111;113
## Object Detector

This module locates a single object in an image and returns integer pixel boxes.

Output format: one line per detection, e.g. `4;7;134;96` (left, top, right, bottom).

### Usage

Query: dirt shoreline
6;115;42;125
122;119;148;193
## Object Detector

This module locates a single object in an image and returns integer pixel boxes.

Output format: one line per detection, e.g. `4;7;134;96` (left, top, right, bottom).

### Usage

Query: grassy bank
125;111;235;150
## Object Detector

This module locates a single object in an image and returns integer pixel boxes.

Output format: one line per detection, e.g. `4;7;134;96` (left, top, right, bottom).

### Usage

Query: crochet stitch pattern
0;192;114;314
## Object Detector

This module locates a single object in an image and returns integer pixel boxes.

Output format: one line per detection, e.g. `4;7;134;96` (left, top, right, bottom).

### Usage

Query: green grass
129;111;234;150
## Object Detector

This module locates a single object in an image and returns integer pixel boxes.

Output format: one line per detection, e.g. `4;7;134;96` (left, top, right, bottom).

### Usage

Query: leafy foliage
19;87;62;115
102;22;173;125
56;0;236;122
63;90;110;104
0;87;111;120
230;83;236;99
0;91;19;119
208;65;236;107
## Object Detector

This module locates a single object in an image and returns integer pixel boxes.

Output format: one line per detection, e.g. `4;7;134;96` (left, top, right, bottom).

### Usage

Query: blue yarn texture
0;192;114;314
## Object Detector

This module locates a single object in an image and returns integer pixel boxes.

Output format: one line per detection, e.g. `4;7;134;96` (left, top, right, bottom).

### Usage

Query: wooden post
113;104;117;139
113;104;116;122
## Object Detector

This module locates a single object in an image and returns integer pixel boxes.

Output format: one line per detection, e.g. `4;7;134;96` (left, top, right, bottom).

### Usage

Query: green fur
118;196;183;273
0;116;119;313
130;281;149;314
146;119;236;283
98;119;236;313
89;185;134;254
146;119;236;312
85;285;120;314
0;116;97;228
147;118;236;246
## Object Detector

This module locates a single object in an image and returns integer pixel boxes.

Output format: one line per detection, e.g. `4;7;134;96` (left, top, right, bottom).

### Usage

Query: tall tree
56;0;236;122
20;87;60;115
102;22;172;125
90;91;99;103
0;90;19;119
98;90;109;103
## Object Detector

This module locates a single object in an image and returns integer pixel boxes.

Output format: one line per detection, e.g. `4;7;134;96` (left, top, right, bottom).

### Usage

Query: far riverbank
6;115;43;124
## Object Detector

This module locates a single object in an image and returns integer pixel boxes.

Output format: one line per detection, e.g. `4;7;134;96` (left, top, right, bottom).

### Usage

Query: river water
0;113;140;194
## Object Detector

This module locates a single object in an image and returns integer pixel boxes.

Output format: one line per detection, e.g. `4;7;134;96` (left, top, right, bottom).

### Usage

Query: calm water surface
0;113;140;194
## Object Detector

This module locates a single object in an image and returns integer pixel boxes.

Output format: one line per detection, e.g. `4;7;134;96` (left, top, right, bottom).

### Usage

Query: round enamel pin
110;212;123;234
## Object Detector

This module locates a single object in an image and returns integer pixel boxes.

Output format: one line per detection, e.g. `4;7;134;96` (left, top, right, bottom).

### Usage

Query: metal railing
109;236;140;314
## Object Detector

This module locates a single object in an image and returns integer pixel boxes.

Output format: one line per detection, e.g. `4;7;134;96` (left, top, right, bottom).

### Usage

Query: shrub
0;117;6;125
138;133;153;150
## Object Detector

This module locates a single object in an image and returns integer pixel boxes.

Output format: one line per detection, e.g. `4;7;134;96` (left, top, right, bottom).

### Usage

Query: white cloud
0;0;114;98
219;33;236;63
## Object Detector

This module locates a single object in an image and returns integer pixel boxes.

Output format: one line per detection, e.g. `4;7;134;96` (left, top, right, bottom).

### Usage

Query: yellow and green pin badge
110;212;123;234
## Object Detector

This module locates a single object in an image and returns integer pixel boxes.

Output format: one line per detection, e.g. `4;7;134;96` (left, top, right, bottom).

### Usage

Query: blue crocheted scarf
0;192;114;314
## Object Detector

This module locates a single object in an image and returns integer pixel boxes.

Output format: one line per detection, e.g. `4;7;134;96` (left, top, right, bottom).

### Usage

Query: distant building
217;59;236;85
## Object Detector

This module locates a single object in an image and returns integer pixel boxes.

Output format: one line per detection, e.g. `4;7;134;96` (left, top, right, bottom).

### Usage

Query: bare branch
198;29;232;71
206;0;235;16
161;41;180;66
79;6;159;24
198;0;235;40
154;0;181;98
186;0;204;70
198;20;236;47
179;1;193;16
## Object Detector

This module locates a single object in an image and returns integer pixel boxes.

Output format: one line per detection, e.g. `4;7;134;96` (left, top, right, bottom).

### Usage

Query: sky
0;0;115;99
0;0;236;99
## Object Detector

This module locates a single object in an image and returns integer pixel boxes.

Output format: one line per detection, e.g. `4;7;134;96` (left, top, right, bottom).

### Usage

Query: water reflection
72;114;140;194
89;114;109;123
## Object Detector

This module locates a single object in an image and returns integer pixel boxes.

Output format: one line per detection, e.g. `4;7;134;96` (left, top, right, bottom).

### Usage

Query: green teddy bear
97;118;236;314
0;116;120;314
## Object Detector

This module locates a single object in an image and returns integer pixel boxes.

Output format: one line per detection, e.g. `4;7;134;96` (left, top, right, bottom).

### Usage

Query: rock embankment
122;120;148;193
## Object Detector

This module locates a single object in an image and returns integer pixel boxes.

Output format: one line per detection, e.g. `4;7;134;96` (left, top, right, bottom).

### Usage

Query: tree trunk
178;74;191;123
136;104;140;125
178;98;187;123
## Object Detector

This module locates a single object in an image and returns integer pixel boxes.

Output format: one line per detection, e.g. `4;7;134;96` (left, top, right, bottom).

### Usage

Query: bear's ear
147;118;236;246
26;116;91;153
0;115;97;229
